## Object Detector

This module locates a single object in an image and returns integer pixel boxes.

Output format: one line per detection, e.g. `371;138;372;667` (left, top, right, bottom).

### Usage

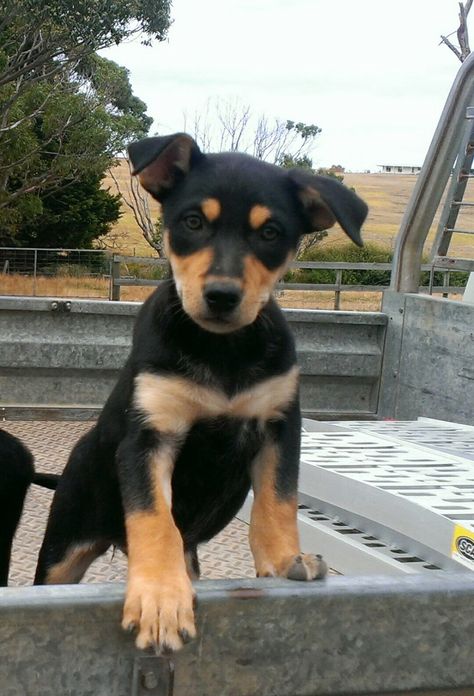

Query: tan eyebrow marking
201;198;221;222
249;205;272;230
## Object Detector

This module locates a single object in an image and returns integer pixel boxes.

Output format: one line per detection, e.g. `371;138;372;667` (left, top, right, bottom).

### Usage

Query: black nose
204;282;242;314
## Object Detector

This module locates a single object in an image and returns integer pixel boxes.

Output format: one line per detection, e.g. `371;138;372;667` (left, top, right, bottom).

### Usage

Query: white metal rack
239;418;474;575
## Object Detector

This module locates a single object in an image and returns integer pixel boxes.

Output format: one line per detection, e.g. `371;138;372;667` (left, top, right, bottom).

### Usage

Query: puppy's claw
286;553;328;581
179;628;191;644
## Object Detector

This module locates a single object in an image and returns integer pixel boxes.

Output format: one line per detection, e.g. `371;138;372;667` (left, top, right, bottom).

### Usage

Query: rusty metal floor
2;420;256;586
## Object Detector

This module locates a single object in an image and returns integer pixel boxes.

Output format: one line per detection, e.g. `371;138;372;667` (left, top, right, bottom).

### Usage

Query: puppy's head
128;133;368;334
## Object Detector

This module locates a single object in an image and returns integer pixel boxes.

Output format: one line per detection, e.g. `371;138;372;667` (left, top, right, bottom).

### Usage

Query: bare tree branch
109;161;164;256
440;1;473;61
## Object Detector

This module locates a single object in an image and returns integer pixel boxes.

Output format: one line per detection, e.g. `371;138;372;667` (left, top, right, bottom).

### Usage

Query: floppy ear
127;133;203;200
288;169;368;247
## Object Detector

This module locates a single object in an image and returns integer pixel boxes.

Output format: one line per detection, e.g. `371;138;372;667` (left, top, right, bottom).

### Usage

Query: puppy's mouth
193;310;245;334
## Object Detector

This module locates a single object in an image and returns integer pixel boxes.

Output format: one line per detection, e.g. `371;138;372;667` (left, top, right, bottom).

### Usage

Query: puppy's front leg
249;408;327;581
118;434;195;652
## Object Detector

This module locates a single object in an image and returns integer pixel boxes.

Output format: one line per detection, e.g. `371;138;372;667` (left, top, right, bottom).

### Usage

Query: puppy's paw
283;553;327;581
122;574;196;652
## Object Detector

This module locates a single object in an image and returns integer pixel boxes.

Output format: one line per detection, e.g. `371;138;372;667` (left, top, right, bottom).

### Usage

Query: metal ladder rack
430;106;474;285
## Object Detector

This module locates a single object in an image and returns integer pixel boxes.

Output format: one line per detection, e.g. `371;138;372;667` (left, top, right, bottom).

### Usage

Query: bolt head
142;671;158;690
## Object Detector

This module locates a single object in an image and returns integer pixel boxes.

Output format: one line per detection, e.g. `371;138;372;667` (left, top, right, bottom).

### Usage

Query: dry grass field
3;162;473;310
103;160;474;258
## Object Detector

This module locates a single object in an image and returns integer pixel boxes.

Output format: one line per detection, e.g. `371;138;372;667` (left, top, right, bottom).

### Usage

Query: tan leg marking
249;204;272;229
201;198;221;222
122;448;196;652
134;366;299;433
46;542;108;584
249;443;327;581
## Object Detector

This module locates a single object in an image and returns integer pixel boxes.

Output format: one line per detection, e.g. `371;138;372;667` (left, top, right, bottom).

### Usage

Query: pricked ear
127;133;203;200
288;169;368;247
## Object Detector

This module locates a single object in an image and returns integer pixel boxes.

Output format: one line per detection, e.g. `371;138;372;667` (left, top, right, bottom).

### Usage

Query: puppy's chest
133;364;299;435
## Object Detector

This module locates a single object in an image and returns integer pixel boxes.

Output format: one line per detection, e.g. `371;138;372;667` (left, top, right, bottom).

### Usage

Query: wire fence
0;248;113;299
0;247;469;309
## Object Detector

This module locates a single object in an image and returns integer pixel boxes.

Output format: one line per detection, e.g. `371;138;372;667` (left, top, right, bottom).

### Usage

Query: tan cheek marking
240;252;295;322
249;443;299;577
201;197;221;222
135;373;228;434
230;366;299;422
168;247;213;314
249;205;272;230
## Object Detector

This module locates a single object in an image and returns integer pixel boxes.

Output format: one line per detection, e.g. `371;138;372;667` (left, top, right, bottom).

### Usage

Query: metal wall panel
1;576;474;696
0;299;387;420
381;294;474;423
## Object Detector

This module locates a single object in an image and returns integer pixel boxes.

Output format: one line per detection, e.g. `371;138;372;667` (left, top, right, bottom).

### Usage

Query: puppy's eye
184;214;203;231
260;224;279;241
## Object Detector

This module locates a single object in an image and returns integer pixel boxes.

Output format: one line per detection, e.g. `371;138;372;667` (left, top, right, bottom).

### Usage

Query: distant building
377;164;421;174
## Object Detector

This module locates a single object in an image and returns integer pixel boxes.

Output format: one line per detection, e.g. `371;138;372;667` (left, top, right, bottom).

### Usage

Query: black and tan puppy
35;134;367;651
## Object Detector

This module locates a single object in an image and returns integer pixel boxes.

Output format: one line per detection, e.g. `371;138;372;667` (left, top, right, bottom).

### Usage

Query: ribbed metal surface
2;421;255;586
301;418;474;570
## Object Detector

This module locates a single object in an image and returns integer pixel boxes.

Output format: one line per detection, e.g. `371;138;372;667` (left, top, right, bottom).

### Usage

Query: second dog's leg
249;409;327;581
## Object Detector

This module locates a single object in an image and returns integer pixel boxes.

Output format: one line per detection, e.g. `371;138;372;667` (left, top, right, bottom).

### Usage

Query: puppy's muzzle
203;281;242;317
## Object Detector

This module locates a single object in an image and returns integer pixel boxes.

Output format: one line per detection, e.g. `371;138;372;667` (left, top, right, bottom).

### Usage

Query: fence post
334;269;342;310
32;248;37;296
443;270;450;298
110;256;121;301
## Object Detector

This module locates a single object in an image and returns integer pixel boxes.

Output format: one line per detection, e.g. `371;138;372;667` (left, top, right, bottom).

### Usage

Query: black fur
0;429;60;586
0;429;34;586
35;134;367;589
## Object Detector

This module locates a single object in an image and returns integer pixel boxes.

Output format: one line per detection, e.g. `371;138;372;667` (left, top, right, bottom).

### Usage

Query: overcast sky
103;0;465;172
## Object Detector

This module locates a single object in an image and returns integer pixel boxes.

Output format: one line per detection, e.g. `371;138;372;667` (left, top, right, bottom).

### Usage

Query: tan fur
168;247;213;324
135;373;228;434
239;253;294;324
249;442;300;577
201;198;221;222
137;135;195;196
165;231;293;332
134;366;299;435
249;204;272;229
230;366;299;421
46;543;105;584
299;186;336;231
122;448;195;650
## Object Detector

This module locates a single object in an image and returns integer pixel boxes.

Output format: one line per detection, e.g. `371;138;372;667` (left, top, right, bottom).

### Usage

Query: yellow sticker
451;524;474;569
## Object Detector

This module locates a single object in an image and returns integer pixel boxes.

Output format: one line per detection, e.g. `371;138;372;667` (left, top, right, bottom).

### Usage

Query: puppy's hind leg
35;431;119;585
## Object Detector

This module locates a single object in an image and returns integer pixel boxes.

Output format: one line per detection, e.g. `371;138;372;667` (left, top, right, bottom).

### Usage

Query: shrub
284;242;468;289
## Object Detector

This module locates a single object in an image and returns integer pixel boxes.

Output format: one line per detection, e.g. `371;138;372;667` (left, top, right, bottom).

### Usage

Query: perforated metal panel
298;418;474;572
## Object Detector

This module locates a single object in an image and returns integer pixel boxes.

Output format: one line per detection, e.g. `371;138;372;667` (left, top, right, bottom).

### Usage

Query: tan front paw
122;574;196;652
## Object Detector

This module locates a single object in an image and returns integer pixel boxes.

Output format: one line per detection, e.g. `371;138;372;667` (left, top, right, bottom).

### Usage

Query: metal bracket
50;300;72;312
131;656;174;696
